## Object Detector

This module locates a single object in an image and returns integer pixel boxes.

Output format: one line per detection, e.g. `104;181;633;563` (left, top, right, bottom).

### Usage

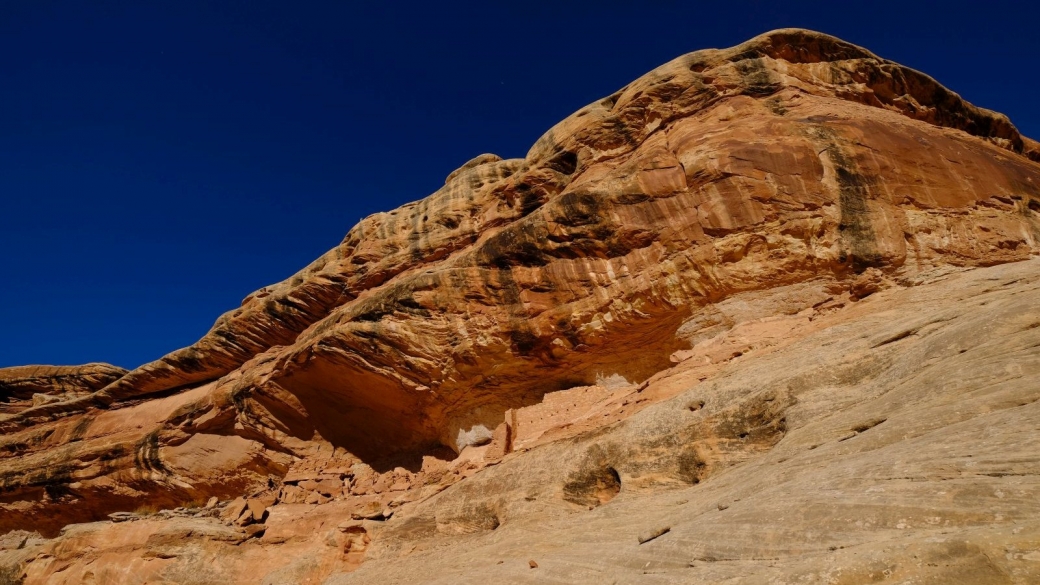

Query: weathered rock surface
4;254;1039;584
325;259;1040;585
0;364;126;415
1;28;1039;584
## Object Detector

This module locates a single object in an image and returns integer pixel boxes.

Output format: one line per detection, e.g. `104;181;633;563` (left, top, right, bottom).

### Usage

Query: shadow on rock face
563;464;622;508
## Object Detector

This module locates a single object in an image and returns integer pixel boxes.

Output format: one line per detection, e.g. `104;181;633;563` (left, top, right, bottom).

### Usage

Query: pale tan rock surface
1;29;1040;584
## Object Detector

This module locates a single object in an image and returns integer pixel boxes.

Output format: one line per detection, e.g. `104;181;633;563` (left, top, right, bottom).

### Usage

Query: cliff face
2;29;1040;584
0;364;127;415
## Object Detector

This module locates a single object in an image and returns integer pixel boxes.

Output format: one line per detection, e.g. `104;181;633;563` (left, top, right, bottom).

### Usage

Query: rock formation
0;364;126;415
2;29;1039;584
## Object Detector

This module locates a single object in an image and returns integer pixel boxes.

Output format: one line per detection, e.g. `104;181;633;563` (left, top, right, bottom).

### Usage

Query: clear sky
2;0;1038;369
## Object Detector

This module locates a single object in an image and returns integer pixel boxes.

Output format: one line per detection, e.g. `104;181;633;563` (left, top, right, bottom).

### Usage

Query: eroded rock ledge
6;29;1036;432
0;364;126;415
1;29;1039;582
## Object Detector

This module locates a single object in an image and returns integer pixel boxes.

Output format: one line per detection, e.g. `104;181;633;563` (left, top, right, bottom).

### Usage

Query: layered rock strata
0;364;126;415
4;250;1039;584
1;28;1039;584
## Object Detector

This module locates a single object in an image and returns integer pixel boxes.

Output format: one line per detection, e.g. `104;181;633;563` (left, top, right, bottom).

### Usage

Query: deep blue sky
2;1;1037;369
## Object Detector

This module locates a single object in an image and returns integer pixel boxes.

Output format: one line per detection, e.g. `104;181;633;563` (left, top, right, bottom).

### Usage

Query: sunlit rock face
0;364;127;415
1;29;1040;584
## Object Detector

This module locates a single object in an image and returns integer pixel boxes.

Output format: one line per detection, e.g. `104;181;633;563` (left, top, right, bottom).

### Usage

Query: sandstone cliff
0;364;126;415
2;29;1039;584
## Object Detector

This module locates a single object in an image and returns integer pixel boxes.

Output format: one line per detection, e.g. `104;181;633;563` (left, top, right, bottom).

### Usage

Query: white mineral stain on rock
456;424;494;452
595;373;632;389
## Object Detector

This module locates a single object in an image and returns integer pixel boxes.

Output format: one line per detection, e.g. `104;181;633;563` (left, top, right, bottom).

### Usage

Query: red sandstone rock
0;363;126;414
1;29;1039;584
